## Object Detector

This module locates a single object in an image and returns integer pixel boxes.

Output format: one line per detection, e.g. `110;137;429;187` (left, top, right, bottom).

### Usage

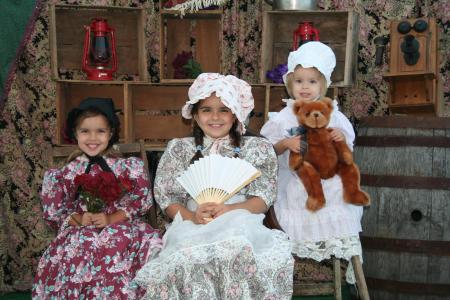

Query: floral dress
134;136;294;300
260;99;364;283
32;156;162;300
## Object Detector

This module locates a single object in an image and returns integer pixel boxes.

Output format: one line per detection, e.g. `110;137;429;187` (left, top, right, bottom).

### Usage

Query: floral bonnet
181;73;254;134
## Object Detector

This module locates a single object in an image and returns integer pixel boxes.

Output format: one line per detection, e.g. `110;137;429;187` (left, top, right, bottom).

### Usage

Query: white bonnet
282;41;336;88
182;73;254;134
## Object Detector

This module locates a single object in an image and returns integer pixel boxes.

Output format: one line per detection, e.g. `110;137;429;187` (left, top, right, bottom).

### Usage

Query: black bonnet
65;97;120;146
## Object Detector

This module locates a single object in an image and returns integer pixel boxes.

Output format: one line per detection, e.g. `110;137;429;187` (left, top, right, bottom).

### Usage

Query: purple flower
266;64;288;84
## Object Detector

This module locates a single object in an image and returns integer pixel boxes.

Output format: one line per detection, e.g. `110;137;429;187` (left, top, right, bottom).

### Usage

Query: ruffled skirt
134;209;294;300
275;174;364;283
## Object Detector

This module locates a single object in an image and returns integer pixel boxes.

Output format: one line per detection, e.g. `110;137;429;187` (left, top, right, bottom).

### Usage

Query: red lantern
82;19;117;81
292;22;320;50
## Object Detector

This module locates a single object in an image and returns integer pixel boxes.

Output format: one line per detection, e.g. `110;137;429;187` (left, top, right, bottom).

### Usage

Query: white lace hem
291;235;362;284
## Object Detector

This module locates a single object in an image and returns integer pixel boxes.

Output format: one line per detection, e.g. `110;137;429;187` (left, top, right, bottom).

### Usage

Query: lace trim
135;231;292;285
291;235;362;284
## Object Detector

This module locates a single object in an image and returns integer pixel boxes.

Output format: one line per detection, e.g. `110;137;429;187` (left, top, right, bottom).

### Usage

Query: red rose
75;170;132;212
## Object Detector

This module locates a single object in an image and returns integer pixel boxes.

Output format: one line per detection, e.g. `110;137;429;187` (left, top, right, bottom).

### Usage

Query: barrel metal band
355;136;450;148
366;277;450;296
361;174;450;190
361;236;450;257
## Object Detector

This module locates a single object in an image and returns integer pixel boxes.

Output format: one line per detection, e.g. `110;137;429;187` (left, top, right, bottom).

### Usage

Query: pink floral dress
32;156;162;300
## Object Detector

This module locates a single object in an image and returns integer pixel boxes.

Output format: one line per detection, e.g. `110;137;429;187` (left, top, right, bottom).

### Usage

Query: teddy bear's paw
306;197;325;212
345;190;371;206
342;152;354;165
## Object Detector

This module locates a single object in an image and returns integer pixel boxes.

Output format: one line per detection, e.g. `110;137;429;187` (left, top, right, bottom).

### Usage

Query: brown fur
289;98;370;211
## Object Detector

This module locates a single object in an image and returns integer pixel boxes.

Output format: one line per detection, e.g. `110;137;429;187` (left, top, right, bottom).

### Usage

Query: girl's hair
189;101;241;164
285;65;327;98
66;108;121;162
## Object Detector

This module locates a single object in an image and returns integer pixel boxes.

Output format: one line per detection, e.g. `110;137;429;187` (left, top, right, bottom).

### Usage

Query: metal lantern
292;21;320;50
82;18;117;81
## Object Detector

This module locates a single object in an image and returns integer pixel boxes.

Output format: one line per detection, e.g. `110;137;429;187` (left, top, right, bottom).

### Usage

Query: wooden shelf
260;10;359;87
54;81;290;148
160;9;222;82
49;4;147;81
52;6;361;149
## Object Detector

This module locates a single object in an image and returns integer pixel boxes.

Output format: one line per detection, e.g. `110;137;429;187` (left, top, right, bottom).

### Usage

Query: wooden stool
264;206;370;300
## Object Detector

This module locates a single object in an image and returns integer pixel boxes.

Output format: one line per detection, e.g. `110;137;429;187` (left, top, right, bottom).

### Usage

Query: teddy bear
289;97;370;212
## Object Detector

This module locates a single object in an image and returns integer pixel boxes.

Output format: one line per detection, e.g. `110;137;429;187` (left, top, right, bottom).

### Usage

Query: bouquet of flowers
74;171;133;213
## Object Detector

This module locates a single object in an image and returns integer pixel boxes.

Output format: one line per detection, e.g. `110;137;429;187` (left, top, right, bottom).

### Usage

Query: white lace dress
134;136;294;299
260;99;363;283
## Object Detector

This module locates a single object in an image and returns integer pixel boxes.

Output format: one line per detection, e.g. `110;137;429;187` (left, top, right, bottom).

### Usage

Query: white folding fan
176;154;261;204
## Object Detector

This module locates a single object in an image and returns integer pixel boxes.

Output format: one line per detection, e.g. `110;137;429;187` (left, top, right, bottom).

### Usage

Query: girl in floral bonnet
33;98;162;299
134;73;294;299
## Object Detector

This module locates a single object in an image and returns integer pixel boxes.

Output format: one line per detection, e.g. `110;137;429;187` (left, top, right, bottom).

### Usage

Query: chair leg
351;255;370;300
333;257;342;300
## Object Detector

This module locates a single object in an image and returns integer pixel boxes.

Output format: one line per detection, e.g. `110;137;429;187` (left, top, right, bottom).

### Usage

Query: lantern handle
82;25;91;72
109;28;118;73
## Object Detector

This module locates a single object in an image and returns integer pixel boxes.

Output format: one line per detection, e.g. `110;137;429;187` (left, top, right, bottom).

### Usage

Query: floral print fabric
154;136;279;211
0;0;448;292
134;137;294;299
32;156;162;299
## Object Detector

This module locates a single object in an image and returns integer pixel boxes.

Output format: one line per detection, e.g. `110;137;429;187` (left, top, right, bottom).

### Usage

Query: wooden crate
128;83;192;144
247;85;267;134
55;80;127;145
160;9;222;82
54;81;294;147
49;4;147;81
260;10;359;87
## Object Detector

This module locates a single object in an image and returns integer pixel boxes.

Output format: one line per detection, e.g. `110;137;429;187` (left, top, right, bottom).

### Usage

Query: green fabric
0;0;36;97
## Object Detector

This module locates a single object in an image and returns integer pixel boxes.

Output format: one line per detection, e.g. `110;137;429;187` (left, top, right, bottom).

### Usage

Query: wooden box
160;10;222;82
49;4;147;81
55;80;127;145
247;85;267;134
128;83;192;144
383;18;439;114
260;10;359;87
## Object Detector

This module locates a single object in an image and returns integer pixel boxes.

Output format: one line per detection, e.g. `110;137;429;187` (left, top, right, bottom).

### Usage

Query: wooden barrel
353;116;450;300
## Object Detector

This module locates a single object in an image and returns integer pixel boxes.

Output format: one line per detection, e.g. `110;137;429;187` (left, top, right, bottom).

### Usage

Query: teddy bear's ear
322;97;333;111
293;99;304;115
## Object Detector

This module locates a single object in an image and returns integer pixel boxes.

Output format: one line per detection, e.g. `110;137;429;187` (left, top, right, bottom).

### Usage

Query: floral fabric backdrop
0;0;448;292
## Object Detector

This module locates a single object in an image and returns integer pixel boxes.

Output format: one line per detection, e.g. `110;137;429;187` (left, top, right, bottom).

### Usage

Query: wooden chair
264;206;370;300
50;141;158;229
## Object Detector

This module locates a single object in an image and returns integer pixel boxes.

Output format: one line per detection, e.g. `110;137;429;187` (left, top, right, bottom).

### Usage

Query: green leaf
183;58;202;79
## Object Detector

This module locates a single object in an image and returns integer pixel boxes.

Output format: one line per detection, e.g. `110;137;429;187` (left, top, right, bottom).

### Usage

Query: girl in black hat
33;98;162;299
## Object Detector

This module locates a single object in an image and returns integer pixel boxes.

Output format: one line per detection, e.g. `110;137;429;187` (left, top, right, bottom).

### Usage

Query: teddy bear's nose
313;112;320;118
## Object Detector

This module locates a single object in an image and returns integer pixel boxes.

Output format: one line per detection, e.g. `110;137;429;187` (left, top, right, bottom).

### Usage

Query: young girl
33;98;162;299
260;42;364;283
134;73;294;299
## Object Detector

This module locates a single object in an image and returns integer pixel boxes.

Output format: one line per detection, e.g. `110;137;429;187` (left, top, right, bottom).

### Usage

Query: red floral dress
32;156;162;300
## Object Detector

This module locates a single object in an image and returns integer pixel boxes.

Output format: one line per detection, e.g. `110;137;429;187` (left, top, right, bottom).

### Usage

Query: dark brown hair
66;109;121;162
190;101;242;164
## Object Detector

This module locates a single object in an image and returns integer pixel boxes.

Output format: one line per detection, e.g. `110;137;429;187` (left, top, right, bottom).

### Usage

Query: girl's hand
285;136;302;153
211;203;234;219
329;128;345;142
193;203;216;224
91;213;110;228
81;212;93;226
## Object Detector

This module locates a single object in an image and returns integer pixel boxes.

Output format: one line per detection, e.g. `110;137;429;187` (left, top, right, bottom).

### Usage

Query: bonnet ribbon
84;155;114;174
